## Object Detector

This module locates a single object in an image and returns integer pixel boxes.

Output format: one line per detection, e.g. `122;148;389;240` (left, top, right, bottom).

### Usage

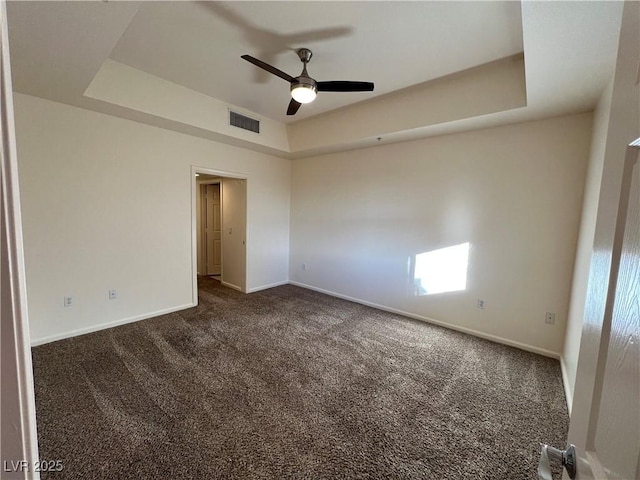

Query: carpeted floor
32;277;568;479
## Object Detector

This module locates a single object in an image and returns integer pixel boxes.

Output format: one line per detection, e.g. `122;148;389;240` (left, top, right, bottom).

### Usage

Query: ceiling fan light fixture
291;79;317;104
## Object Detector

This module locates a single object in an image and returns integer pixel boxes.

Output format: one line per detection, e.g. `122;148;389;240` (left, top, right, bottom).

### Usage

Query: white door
563;144;639;479
204;183;221;275
220;178;247;292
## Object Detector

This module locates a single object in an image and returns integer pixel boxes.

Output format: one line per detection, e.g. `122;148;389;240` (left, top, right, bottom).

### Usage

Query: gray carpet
32;277;568;479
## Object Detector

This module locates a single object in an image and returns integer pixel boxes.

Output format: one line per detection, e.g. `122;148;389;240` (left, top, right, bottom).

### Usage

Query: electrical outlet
545;312;556;325
477;299;485;309
109;289;117;300
64;296;73;307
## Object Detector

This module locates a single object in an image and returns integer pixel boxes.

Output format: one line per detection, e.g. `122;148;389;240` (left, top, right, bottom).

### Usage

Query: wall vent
229;111;260;134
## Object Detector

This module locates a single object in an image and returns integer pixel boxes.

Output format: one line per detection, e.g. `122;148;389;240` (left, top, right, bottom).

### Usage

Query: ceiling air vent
229;110;260;134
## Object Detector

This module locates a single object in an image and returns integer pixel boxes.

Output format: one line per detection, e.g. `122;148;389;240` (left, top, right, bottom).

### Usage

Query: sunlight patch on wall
413;242;470;295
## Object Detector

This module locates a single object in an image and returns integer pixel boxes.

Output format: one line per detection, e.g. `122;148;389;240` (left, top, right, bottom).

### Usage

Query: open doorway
191;167;247;304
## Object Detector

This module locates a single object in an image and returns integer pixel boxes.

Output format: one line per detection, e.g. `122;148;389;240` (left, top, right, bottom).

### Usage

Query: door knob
538;443;576;479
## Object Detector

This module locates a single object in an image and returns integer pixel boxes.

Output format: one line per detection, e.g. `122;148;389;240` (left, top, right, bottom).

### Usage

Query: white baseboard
30;302;196;346
289;281;561;359
31;280;564;364
247;280;289;293
560;356;573;415
221;280;243;292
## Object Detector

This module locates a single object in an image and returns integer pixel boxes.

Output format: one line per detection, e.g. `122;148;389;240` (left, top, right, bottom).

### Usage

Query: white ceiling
6;1;624;131
108;1;524;123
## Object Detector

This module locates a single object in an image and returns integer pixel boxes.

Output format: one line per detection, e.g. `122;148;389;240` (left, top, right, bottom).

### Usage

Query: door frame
190;165;248;303
1;1;40;476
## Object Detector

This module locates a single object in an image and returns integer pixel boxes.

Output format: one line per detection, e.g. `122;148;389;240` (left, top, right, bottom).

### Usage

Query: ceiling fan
241;48;375;116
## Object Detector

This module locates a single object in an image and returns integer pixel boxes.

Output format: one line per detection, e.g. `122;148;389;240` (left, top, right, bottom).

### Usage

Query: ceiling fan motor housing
291;76;317;92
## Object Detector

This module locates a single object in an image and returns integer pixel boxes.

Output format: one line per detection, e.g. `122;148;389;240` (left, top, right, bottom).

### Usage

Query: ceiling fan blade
241;55;294;82
287;98;302;116
316;81;374;92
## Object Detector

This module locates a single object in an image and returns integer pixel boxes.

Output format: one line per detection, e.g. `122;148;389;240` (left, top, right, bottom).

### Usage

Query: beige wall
290;113;592;356
13;90;598;361
86;59;290;155
14;93;291;345
287;55;526;155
